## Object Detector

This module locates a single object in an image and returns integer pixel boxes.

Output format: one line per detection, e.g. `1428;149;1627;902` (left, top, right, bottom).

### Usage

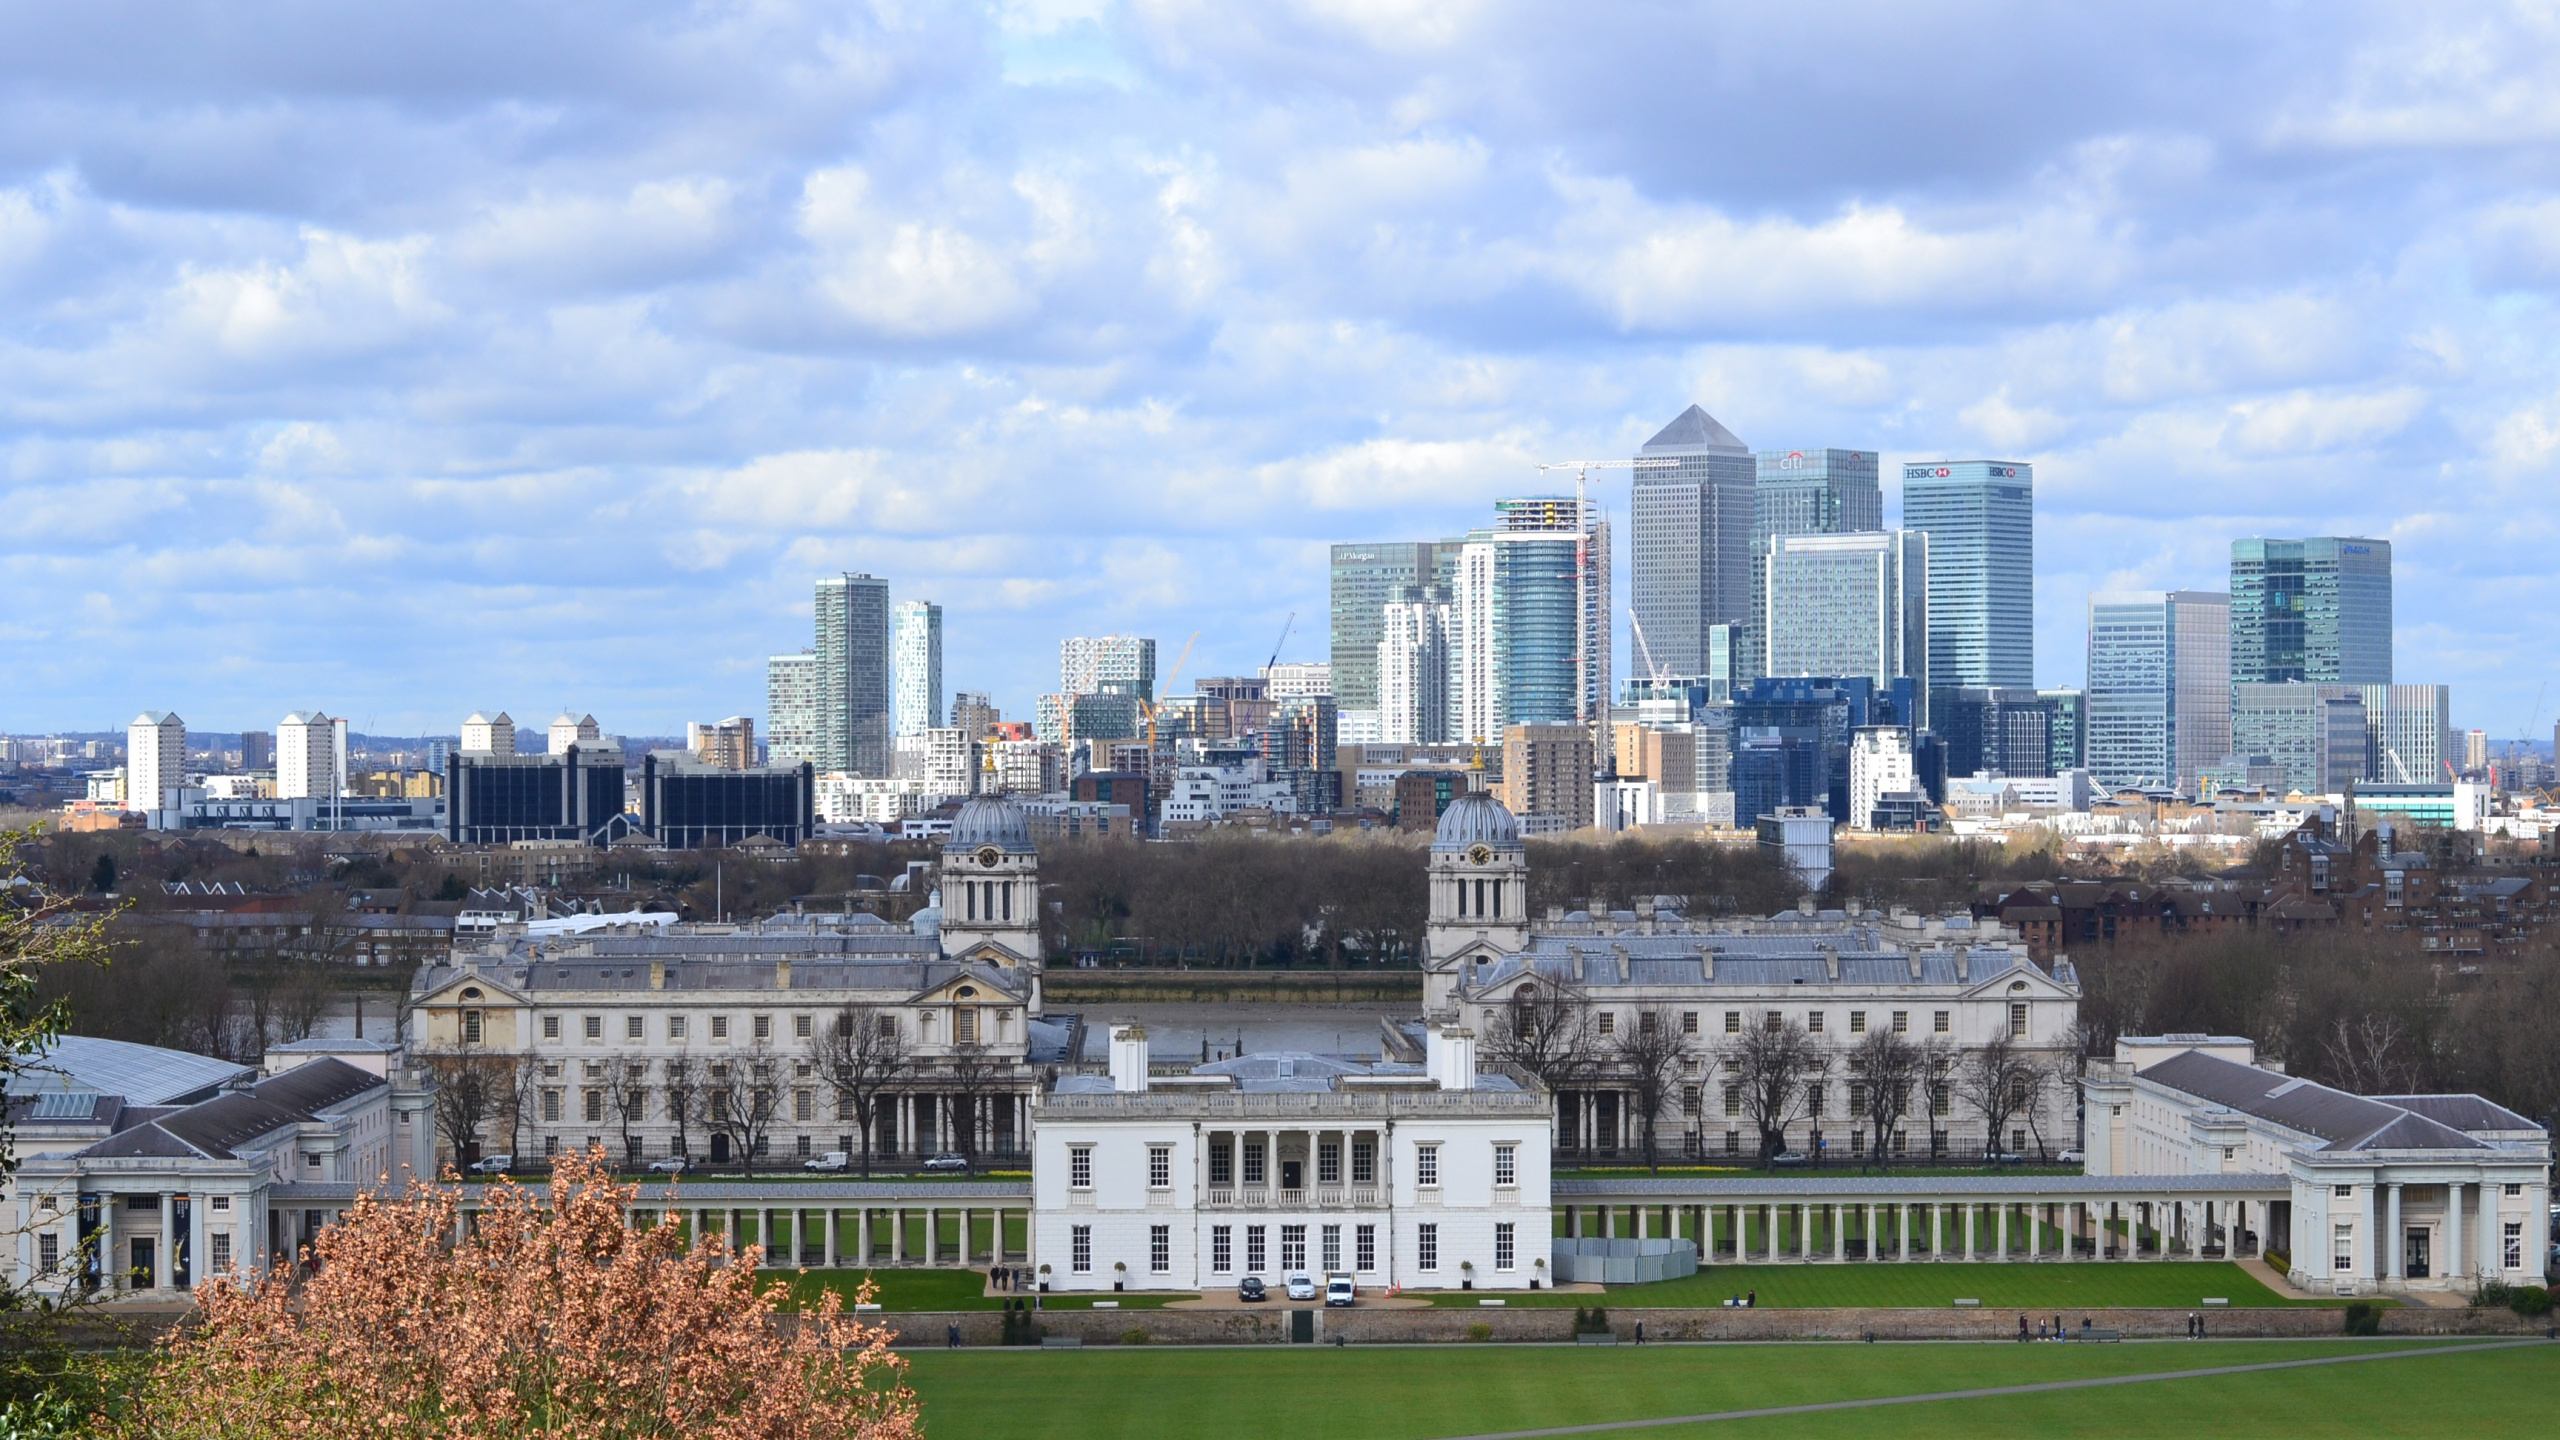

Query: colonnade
451;1200;1035;1268
1558;1192;2278;1262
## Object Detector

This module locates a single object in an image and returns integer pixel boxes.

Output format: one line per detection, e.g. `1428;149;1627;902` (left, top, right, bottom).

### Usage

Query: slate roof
72;1058;387;1164
2371;1094;2541;1134
1467;935;2049;993
2136;1051;2490;1153
6;1035;255;1106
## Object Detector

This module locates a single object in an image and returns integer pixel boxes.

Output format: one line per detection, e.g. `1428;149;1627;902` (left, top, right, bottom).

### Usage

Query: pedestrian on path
1635;1321;1645;1345
947;1323;961;1349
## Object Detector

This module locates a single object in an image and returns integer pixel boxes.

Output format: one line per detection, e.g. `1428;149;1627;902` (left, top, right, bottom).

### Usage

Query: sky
6;0;2560;742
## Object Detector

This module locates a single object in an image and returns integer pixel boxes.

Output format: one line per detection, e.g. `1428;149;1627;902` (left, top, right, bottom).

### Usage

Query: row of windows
463;1008;992;1047
1097;1140;1520;1191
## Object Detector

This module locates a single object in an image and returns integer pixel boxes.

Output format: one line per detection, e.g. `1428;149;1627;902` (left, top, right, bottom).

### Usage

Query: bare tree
1954;1029;2043;1162
1611;1006;1694;1173
696;1044;784;1176
939;1043;1014;1163
2320;1014;2425;1095
502;1055;541;1164
2018;1053;2070;1161
1847;1024;1932;1171
1727;1014;1834;1169
660;1054;702;1165
811;1003;911;1177
1484;979;1602;1093
606;1059;651;1168
421;1047;505;1170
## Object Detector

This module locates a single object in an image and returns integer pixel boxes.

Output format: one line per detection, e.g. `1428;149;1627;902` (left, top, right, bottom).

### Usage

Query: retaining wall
880;1304;2553;1347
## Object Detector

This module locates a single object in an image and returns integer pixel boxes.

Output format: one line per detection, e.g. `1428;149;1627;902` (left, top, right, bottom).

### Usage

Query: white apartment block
1260;661;1334;703
276;711;340;800
549;712;601;755
1031;1024;1553;1293
125;711;185;812
894;600;943;737
2084;1036;2550;1296
461;711;517;756
1848;725;1917;831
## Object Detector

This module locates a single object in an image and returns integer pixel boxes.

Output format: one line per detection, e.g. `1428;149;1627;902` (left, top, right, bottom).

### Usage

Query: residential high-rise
2084;591;2229;792
238;731;273;774
1495;495;1610;729
1901;461;2034;688
2360;685;2453;784
2464;728;2489;773
687;717;756;770
1746;448;1883;681
1764;530;1929;720
766;652;819;766
1060;635;1157;703
277;712;338;801
2229;537;2393;685
1629;406;1754;678
1261;661;1333;702
1498;723;1595;833
1848;725;1918;832
547;713;599;755
893;600;944;737
1452;527;1581;745
126;711;184;812
1329;542;1454;713
816;573;893;776
461;712;516;755
1377;585;1451;745
950;691;1000;740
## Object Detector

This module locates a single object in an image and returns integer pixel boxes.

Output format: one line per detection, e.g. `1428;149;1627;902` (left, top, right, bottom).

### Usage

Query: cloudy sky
6;0;2560;741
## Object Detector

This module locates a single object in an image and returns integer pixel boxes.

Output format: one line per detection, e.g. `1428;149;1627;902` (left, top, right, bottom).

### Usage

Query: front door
1281;1160;1303;1190
129;1237;155;1290
710;1133;732;1163
2406;1228;2432;1280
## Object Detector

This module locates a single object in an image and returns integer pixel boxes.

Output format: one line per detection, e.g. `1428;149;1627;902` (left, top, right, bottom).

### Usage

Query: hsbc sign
1903;464;2024;479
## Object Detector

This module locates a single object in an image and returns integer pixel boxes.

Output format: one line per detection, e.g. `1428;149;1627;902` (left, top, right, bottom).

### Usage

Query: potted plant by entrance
1460;1260;1475;1290
1038;1263;1051;1293
1114;1260;1127;1292
1531;1258;1547;1290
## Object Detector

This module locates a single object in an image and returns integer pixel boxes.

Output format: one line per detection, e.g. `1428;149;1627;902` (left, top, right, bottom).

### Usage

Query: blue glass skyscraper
1901;461;2034;689
2229;537;2392;685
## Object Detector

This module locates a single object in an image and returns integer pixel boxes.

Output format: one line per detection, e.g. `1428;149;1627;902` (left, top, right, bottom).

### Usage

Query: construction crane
1263;613;1295;677
1628;607;1672;688
1535;457;1677;781
1145;631;1202;748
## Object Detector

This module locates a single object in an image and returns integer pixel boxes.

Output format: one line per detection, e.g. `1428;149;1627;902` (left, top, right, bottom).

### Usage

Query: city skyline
8;6;2560;739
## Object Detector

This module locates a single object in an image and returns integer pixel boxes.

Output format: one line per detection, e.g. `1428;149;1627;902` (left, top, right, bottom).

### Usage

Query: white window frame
1416;1144;1440;1189
1493;1143;1517;1188
1495;1221;1516;1271
1069;1146;1093;1190
1355;1224;1376;1272
1150;1225;1171;1274
1071;1226;1092;1273
1148;1144;1172;1190
1416;1223;1438;1271
1211;1225;1232;1274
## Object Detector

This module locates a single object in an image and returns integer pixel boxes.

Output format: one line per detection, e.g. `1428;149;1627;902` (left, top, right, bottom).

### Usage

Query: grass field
781;1268;1192;1312
1427;1260;2327;1309
900;1338;2557;1440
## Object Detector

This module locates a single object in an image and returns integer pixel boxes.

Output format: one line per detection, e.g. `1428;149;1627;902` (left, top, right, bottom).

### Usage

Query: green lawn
901;1339;2553;1440
1428;1260;2330;1309
781;1268;1192;1312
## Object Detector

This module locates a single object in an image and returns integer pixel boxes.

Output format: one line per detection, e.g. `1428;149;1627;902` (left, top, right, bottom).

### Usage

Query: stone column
1636;1205;1648;1241
2384;1184;2402;1283
858;1209;871;1264
824;1209;839;1268
1963;1203;1975;1261
1832;1204;1844;1261
1765;1203;1778;1262
2480;1180;2499;1278
1997;1202;2009;1260
1897;1205;1910;1261
158;1193;176;1289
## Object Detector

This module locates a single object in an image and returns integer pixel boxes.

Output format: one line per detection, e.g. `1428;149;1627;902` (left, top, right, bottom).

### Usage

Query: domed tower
1425;775;1530;1011
940;796;1042;968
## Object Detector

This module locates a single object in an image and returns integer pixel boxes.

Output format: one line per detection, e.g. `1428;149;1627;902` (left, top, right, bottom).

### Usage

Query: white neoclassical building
2084;1035;2552;1295
3;1039;434;1298
1422;780;2083;1162
1029;1024;1554;1293
404;796;1074;1168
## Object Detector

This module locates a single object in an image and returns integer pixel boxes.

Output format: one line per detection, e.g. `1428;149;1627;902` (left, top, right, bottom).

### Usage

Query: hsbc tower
1901;460;2035;690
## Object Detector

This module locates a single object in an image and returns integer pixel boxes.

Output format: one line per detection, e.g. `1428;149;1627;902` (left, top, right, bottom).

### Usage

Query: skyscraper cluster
2086;538;2440;798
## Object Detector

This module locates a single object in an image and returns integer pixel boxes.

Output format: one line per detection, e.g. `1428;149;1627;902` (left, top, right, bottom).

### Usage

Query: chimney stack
1109;1023;1150;1093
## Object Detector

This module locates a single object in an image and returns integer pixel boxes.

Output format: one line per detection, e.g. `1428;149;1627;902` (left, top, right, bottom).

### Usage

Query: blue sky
5;0;2560;741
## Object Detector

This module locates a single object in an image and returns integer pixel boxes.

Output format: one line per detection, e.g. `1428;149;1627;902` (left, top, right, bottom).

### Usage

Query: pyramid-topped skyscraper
1630;405;1755;679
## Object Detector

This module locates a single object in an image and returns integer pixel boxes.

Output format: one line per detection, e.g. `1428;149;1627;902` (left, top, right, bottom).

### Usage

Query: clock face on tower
976;846;1002;869
1467;844;1493;866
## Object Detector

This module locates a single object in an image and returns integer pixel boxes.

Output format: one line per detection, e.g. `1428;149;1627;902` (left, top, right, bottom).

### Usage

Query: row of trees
421;1001;1012;1177
1041;831;1806;967
1483;980;2069;1172
2072;927;2560;1129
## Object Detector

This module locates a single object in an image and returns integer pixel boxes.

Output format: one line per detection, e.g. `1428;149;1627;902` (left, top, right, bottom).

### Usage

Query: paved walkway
1427;1338;2552;1440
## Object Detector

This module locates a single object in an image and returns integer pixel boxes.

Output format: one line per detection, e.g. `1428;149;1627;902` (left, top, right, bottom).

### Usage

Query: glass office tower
1764;530;1929;723
1902;461;2035;688
2086;590;2229;792
2229;537;2393;685
1747;448;1883;683
815;573;893;777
